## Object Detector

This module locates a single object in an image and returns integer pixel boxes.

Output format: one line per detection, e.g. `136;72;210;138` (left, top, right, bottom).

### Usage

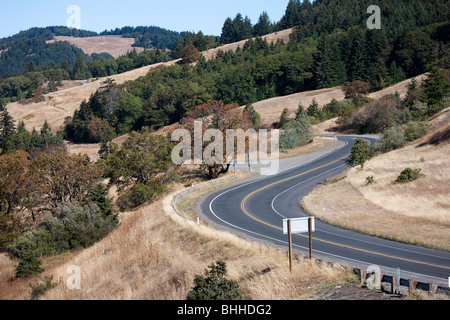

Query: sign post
283;217;316;272
288;220;293;273
308;217;313;260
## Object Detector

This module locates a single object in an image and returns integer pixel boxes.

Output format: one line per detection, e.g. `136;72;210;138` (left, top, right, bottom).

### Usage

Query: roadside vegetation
0;0;449;300
302;69;450;252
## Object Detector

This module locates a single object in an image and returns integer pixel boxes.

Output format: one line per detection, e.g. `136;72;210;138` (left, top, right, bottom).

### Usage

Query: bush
117;182;164;211
375;126;406;153
375;121;429;153
29;275;56;300
48;202;119;249
10;202;119;259
9;229;56;260
15;256;43;278
365;176;375;185
187;261;247;300
402;121;429;141
395;168;425;184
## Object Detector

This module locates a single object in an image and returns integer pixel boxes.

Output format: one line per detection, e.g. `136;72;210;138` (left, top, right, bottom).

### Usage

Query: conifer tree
0;101;16;152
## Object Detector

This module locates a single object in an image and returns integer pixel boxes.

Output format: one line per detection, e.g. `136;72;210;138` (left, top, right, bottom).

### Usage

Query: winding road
199;136;450;287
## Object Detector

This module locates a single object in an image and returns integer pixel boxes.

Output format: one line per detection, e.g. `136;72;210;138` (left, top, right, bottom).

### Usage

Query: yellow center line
240;143;450;271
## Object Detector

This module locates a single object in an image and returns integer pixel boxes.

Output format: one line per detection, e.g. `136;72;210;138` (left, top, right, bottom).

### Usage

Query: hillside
6;29;293;133
47;35;146;58
302;106;450;252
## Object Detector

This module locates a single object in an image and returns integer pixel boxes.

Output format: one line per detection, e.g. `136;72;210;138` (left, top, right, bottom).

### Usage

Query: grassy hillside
303;106;450;251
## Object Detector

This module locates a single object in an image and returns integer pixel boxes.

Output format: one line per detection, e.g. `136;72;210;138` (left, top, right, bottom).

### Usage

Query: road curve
199;136;450;287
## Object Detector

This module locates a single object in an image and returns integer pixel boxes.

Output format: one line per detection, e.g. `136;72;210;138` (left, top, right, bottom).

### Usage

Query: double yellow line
240;148;450;271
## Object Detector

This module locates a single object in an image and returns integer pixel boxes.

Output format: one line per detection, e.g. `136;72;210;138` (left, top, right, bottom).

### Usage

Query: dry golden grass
303;108;450;251
47;36;145;58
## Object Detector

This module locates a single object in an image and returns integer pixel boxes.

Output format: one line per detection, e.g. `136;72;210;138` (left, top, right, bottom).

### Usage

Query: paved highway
199;136;450;287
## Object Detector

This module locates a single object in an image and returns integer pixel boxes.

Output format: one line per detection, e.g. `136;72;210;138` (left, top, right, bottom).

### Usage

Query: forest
64;12;449;143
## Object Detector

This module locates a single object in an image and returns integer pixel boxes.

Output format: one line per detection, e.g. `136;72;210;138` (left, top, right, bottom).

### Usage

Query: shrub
375;121;429;153
375;126;407;153
346;138;375;169
402;121;429;141
187;261;247;300
279;114;312;150
29;275;56;300
48;202;119;249
395;168;425;184
10;202;118;259
9;229;56;260
365;176;375;185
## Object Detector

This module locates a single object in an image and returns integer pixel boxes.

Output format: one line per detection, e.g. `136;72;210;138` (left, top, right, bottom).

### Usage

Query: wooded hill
62;0;449;144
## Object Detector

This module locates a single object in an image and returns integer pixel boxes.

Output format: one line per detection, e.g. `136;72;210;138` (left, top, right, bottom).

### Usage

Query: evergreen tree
0;101;16;152
348;28;369;82
346;138;375;169
220;18;235;44
253;12;272;36
279;0;300;29
307;99;319;118
314;33;336;88
420;67;450;106
279;108;290;129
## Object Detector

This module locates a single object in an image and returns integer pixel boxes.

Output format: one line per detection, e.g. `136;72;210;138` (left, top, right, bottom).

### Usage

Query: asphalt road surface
199;136;450;287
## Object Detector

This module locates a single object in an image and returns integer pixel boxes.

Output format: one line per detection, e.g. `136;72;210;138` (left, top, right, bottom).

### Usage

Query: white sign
283;217;315;235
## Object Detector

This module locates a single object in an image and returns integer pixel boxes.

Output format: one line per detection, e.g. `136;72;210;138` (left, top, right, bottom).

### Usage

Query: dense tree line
0;48;172;102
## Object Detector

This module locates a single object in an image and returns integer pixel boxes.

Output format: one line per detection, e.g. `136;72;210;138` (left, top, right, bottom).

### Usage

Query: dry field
252;74;428;129
302;107;450;251
47;35;146;58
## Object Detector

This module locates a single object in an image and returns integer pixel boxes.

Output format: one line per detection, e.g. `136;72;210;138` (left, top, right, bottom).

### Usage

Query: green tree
253;12;272;36
346;138;375;169
307;99;319;118
244;104;261;128
348;28;369;82
280;111;312;150
279;108;290;129
182;44;201;65
313;33;336;88
279;0;300;29
187;261;247;300
103;128;174;208
220;18;235;44
0;101;16;153
420;67;450;107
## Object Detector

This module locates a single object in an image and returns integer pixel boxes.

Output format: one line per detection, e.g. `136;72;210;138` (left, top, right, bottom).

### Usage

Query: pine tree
253;12;272;36
348;28;369;82
314;33;336;88
279;108;290;129
0;101;16;152
220;18;235;44
307;99;319;118
279;0;301;29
